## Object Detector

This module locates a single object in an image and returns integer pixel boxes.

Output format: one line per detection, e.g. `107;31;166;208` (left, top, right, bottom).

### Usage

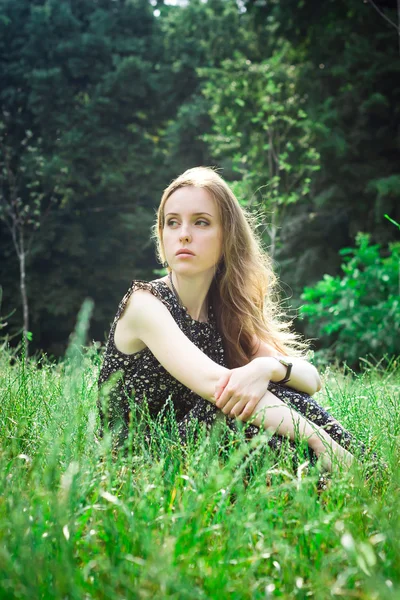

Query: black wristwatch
273;357;293;385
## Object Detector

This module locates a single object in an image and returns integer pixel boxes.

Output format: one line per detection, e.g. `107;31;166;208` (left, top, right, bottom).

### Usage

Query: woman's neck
165;271;212;322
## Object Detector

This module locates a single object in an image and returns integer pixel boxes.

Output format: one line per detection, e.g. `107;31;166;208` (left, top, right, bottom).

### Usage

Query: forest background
1;0;399;364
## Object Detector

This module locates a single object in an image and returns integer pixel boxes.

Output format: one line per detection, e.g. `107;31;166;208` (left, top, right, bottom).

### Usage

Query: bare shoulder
115;277;228;401
122;284;170;328
114;285;169;355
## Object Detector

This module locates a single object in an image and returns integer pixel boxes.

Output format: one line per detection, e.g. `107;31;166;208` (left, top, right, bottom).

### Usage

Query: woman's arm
214;356;319;421
250;389;353;471
251;337;321;396
121;289;229;401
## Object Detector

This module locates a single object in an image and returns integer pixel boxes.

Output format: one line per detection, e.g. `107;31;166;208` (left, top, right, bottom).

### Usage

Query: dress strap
114;280;174;323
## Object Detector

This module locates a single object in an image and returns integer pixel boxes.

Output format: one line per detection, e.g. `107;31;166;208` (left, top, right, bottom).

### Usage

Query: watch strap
273;357;293;385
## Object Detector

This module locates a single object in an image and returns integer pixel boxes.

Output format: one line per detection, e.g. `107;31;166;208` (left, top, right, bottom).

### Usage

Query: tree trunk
18;231;29;355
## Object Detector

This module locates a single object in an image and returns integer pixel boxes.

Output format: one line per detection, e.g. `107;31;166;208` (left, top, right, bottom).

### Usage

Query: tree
231;0;400;293
0;119;57;351
159;0;253;176
0;0;169;353
201;43;320;257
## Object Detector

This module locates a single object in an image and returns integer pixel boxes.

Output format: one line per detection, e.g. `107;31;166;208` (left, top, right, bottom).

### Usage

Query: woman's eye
166;219;209;227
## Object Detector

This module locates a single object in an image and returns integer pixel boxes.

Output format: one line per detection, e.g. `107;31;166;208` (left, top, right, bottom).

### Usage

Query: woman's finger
214;372;232;404
220;394;236;414
216;388;232;408
238;397;260;422
222;393;244;416
216;381;238;409
230;398;248;418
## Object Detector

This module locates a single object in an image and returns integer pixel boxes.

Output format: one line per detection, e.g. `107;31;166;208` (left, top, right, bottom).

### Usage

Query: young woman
98;167;356;472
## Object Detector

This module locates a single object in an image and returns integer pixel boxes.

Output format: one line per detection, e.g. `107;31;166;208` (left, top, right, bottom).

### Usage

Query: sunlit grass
0;309;399;599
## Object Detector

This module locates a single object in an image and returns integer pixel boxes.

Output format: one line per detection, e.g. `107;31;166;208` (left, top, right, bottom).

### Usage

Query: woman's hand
214;357;273;421
311;437;355;473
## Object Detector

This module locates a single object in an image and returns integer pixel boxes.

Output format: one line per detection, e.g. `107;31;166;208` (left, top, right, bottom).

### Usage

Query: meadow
1;306;399;599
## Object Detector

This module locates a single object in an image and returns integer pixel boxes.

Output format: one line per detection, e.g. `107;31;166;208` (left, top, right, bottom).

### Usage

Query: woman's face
162;186;223;277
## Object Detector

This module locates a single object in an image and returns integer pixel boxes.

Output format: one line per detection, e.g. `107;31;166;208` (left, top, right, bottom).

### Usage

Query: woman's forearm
250;389;352;468
251;389;326;446
266;357;322;396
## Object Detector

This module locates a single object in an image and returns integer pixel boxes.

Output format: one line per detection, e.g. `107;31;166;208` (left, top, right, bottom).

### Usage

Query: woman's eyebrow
165;212;213;217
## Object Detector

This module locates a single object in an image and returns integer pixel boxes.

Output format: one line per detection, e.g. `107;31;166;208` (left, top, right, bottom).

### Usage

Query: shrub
300;233;400;365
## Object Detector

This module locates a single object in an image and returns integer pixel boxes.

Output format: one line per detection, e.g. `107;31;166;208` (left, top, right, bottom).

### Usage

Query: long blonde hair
153;167;307;368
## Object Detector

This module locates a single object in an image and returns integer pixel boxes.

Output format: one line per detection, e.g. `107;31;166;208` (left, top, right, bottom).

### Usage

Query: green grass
0;310;399;599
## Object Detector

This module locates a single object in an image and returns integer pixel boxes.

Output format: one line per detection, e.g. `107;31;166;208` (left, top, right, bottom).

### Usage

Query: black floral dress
98;280;356;457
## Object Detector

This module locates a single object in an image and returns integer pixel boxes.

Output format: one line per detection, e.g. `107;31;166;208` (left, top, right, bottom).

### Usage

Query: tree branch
366;0;399;32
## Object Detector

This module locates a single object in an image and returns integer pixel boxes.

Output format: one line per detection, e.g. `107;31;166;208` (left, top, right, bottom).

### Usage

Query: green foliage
160;0;250;174
300;234;400;365
255;0;400;291
0;0;168;352
201;43;320;254
202;45;320;204
0;0;399;357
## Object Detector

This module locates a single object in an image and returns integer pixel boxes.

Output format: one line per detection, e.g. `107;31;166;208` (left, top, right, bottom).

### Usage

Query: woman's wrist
265;357;287;383
250;355;321;397
251;357;284;382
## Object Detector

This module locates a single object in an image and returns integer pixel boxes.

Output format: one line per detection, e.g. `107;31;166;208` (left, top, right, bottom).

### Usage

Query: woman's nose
179;226;191;242
180;232;191;242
